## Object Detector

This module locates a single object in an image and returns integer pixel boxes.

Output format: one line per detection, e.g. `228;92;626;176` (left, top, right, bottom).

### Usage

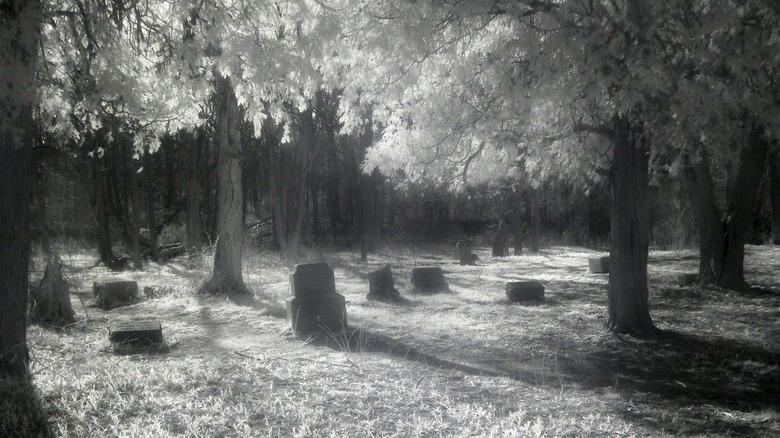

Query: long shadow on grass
0;378;53;437
313;328;511;379
557;331;780;435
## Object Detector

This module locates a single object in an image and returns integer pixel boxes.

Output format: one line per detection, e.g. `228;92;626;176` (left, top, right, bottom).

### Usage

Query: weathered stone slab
457;240;478;265
108;320;163;346
367;264;402;303
93;279;138;310
588;256;610;274
286;262;347;336
289;263;336;297
286;294;347;335
506;281;545;302
677;273;698;287
411;267;449;293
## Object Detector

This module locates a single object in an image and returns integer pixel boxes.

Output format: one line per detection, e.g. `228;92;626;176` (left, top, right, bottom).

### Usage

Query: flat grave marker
108;320;164;346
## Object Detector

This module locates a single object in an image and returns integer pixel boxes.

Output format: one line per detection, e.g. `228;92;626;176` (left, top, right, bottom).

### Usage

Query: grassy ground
6;243;779;437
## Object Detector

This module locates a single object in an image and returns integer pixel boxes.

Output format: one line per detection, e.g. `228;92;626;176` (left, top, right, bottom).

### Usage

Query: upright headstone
93;279;138;310
588;256;610;274
677;273;698;287
457;240;478;265
506;281;545;302
411;267;449;293
285;263;347;336
366;264;402;303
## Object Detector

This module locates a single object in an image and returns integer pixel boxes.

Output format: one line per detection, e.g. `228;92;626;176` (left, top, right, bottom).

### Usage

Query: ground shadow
557;330;780;435
0;378;54;437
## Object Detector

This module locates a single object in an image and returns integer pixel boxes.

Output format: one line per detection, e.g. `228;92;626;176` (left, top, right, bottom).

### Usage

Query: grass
8;243;780;437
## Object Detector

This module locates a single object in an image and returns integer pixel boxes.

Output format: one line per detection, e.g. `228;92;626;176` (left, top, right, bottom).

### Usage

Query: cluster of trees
2;0;779;378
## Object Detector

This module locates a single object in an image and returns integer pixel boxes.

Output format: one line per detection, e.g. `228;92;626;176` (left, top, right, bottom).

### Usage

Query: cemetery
2;1;780;437
16;243;780;437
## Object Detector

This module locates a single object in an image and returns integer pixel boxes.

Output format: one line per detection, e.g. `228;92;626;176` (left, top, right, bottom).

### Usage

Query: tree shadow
557;330;780;435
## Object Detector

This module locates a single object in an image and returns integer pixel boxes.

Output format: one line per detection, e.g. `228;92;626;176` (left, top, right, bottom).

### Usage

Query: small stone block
289;263;336;297
411;267;449;293
286;293;348;335
677;273;698;287
108;320;163;346
506;281;545;302
94;279;138;310
588;256;610;274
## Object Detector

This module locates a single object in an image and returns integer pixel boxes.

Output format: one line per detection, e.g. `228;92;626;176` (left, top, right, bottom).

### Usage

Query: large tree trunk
186;130;203;258
718;126;769;289
30;255;75;327
0;0;39;378
769;145;780;245
683;148;724;285
200;74;249;295
606;115;655;335
492;218;509;257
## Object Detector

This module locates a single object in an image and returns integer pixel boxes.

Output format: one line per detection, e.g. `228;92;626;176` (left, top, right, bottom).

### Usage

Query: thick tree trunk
0;117;34;378
606;115;655;335
766;145;780;245
186;130;203;258
718;126;769;289
201;74;249;295
0;0;39;377
683;149;723;285
492;218;509;257
30;255;75;326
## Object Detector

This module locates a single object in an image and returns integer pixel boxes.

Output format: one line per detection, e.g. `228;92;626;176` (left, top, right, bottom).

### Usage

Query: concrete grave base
286;294;347;336
588;256;610;274
677;273;699;287
411;267;449;293
94;279;138;310
506;281;545;302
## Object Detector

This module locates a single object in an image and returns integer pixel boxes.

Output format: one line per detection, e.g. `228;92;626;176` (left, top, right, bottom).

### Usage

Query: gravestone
93;279;138;310
677;273;698;287
366;264;402;303
506;281;545;302
411;267;449;293
285;263;347;336
108;320;164;346
457;240;478;265
588;256;610;274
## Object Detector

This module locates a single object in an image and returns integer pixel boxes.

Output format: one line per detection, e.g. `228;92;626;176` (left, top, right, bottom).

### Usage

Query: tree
0;0;41;378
